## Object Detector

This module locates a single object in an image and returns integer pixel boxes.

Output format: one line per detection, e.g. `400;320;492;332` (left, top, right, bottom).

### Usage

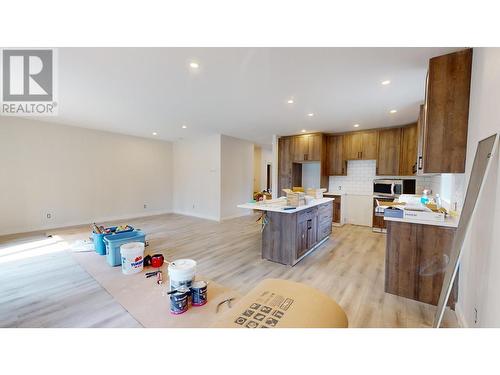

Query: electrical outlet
143;204;147;209
474;307;478;325
192;203;195;209
338;185;342;191
46;213;53;220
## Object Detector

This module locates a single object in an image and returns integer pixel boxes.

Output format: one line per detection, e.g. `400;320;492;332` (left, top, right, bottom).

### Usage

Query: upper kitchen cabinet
344;130;378;160
399;123;418;176
292;133;323;162
377;127;401;175
418;48;472;174
326;135;346;176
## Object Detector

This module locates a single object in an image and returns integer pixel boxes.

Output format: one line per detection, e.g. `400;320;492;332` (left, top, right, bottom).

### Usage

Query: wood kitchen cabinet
399;123;418;176
326;135;346;176
278;137;293;194
385;220;458;308
418;48;472;174
377;127;401;175
343;131;378;160
296;207;318;259
372;197;393;231
292;133;322;162
332;195;341;224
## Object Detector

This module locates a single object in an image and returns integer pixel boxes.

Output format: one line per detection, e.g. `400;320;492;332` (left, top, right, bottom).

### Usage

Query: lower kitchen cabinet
385;220;458;308
372;197;394;232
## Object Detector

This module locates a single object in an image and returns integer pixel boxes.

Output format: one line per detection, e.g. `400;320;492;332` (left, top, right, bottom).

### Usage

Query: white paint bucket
120;242;145;275
168;259;196;290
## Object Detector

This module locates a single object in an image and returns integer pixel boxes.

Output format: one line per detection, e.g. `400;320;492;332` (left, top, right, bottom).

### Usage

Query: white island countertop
237;197;334;214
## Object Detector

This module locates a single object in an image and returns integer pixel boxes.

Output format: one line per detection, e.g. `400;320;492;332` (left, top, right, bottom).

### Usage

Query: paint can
169;287;190;315
168;259;196;291
190;280;208;306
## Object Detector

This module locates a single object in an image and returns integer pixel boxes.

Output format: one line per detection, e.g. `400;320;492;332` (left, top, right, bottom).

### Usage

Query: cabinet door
307;134;322;161
343;132;362;160
307;217;318;249
278;137;292;194
326;135;346;175
296;221;309;258
361;131;378;160
422;48;472;173
292;135;307;162
399;123;418;176
377;128;401;175
333;200;341;224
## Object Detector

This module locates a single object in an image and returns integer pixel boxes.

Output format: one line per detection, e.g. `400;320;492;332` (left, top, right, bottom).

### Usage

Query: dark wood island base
262;201;333;266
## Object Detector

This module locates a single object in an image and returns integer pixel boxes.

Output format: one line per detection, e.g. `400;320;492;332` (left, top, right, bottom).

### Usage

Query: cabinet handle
360;151;363;159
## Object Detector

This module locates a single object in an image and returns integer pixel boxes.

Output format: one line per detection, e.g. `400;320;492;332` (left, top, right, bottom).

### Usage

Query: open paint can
190;280;208;306
168;259;196;291
169;287;190;315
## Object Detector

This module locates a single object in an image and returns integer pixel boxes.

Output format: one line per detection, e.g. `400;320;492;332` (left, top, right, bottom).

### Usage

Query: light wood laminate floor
0;213;458;328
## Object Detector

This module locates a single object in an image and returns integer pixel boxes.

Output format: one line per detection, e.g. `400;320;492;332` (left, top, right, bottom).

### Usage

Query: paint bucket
120;242;145;275
170;287;190;315
190;280;208;306
168;259;196;291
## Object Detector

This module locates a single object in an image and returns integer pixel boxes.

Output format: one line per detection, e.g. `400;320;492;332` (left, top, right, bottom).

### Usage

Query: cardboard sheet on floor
212;278;348;328
72;251;240;328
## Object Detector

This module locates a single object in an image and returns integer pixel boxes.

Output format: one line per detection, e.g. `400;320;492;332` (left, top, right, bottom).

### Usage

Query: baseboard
172;210;220;222
220;210;253;222
454;304;469;328
0;210;173;237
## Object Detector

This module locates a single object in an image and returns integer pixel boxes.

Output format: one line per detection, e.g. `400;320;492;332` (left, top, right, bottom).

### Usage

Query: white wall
455;47;500;327
0;117;173;236
220;135;254;220
302;162;321;189
172;135;221;221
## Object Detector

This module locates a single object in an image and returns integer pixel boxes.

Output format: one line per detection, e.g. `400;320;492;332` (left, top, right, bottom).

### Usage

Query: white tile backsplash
327;159;444;196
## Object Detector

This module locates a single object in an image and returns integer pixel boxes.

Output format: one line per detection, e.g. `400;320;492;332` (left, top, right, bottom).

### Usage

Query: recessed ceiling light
307;113;314;117
381;80;391;85
181;125;187;129
301;129;307;133
189;61;199;69
152;132;158;136
353;124;360;128
287;99;294;104
389;109;397;114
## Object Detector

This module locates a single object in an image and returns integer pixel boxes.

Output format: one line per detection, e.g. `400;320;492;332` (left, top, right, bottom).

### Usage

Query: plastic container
93;226;134;255
103;230;145;267
168;259;197;291
120;242;145;275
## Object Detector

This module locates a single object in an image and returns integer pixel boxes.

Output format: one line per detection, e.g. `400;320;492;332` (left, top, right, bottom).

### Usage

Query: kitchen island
238;198;334;266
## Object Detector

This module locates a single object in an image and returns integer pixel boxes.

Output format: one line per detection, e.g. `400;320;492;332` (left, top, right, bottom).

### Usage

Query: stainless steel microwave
373;179;416;197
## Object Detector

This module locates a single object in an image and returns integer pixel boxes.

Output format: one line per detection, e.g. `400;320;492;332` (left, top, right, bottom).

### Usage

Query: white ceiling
50;47;460;146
